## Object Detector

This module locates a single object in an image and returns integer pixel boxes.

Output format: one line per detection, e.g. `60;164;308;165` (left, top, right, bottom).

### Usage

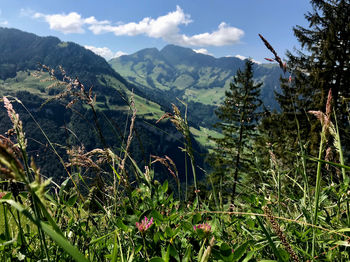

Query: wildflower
0;192;7;199
194;223;211;233
136;216;153;233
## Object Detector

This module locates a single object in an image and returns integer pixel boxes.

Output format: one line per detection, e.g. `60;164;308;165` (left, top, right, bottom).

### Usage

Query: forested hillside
0;1;349;260
109;44;282;127
0;27;206;182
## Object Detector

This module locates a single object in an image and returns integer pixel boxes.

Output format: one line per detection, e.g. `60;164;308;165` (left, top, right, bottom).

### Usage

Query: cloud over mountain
192;48;213;56
84;45;127;60
33;6;244;46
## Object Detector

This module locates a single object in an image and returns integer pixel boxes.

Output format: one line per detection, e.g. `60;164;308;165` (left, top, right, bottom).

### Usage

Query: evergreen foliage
289;0;350;151
260;0;350;168
1;4;350;259
210;60;262;200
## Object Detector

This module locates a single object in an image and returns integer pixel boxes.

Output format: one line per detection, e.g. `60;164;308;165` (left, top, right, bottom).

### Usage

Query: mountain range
109;45;283;127
0;27;206;182
0;27;283;183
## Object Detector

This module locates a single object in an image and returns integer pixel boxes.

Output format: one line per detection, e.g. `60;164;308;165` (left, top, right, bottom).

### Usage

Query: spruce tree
210;60;262;201
288;0;350;151
260;0;350;171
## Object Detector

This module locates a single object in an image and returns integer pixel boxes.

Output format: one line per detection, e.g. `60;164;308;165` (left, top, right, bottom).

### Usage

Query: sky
0;0;313;63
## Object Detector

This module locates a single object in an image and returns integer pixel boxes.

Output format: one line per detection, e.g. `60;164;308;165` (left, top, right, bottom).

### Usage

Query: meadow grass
0;65;349;261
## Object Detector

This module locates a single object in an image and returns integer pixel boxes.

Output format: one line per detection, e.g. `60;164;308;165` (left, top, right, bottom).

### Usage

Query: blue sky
0;0;312;63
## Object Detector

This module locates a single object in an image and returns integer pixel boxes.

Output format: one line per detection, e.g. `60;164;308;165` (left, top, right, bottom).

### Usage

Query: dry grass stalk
308;89;340;172
40;64;96;108
3;97;27;150
263;206;300;262
66;146;100;170
151;155;179;183
258;34;287;73
119;93;137;174
156;104;186;135
0;135;24;180
66;146;121;170
200;236;215;262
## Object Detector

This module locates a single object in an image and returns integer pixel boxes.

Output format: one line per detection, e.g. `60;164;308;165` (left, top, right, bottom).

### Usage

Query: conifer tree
210;60;262;201
261;0;350;170
288;0;350;151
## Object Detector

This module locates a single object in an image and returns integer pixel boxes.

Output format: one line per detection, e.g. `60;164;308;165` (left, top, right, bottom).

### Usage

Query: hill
109;44;283;127
0;28;206;182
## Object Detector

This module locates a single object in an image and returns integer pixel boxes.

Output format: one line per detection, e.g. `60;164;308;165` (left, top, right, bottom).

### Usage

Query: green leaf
151;210;164;222
89;231;114;244
330;228;350;233
162;180;168;193
0;192;12;200
111;231;119;262
40;222;89;262
242;250;255;262
162;245;170;262
150;257;165;262
183;246;191;262
67;193;78;206
192;213;201;224
232;241;249;261
1;199;89;262
59;178;69;200
165;226;174;238
169;244;179;261
110;165;120;180
135;244;143;253
181;221;194;231
116;219;129;232
256;216;284;262
220;243;232;257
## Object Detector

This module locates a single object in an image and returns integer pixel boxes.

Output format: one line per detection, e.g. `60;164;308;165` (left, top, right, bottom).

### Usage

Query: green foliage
0;63;350;261
0;27;208;183
266;0;350;164
1;8;350;260
209;60;262;201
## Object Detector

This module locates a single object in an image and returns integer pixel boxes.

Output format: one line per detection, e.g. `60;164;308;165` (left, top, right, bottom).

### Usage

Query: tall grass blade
1;199;89;262
256;216;284;262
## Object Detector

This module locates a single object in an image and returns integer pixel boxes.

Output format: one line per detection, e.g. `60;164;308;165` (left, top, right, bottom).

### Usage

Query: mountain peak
0;27;118;82
161;44;195;54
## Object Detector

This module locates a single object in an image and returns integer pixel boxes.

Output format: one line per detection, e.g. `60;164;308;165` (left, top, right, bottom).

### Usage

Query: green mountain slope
110;45;282;127
0;28;207;182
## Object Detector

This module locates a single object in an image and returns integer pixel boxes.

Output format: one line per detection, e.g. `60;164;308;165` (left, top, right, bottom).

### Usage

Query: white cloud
89;7;243;46
178;22;243;46
88;6;192;38
235;55;247;60
32;6;244;47
235;54;261;64
84;45;127;60
34;12;88;34
115;51;128;57
193;48;213;56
